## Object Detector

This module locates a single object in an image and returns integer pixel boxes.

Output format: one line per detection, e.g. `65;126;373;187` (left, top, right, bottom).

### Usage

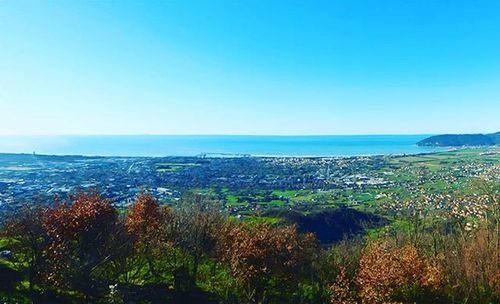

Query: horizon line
0;131;497;137
0;133;437;137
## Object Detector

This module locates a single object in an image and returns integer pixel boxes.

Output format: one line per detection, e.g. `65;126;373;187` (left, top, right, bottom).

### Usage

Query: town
1;147;498;223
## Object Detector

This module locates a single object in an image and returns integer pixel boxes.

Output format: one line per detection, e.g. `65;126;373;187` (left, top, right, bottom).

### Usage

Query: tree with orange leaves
355;241;442;304
126;192;168;241
217;222;319;303
125;192;171;282
43;191;129;296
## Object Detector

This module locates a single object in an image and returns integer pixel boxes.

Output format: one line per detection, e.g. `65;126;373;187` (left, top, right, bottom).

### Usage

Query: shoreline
0;147;473;160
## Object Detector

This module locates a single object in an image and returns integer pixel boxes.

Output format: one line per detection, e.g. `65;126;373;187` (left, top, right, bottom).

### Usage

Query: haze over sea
0;135;444;157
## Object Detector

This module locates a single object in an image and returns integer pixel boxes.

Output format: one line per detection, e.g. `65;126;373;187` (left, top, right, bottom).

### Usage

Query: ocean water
0;135;445;157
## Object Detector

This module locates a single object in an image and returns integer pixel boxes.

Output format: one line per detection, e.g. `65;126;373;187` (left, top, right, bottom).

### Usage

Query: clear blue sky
1;0;499;135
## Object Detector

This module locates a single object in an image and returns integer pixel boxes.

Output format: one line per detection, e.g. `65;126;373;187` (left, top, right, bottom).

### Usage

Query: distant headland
417;132;500;147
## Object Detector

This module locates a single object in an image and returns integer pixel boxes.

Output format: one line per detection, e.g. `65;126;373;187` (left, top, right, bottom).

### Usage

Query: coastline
0;134;443;158
0;146;470;160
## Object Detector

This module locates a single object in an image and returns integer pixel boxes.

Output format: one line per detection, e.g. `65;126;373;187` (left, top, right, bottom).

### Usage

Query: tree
355;241;442;304
43;191;128;297
1;204;47;300
125;192;171;282
167;194;226;291
217;222;319;303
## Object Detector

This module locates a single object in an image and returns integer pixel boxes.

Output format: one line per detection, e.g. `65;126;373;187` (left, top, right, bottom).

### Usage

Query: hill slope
266;208;387;244
417;132;500;147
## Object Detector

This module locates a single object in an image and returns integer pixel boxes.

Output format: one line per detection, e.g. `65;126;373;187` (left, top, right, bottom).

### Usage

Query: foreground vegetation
0;181;498;303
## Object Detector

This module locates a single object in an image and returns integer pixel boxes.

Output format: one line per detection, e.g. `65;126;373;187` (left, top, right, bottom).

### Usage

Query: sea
0;135;446;157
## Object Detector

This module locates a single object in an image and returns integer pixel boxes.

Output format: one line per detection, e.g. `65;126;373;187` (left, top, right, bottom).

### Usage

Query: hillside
265;208;387;244
488;131;500;143
417;132;500;147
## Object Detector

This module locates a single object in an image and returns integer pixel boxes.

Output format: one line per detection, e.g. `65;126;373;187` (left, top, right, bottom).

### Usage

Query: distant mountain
417;132;500;147
488;131;500;143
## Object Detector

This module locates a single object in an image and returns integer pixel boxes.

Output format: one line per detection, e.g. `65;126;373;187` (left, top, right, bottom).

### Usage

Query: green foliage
0;178;498;303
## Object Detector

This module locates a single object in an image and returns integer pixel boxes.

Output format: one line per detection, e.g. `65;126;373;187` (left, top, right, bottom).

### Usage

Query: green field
156;162;201;173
